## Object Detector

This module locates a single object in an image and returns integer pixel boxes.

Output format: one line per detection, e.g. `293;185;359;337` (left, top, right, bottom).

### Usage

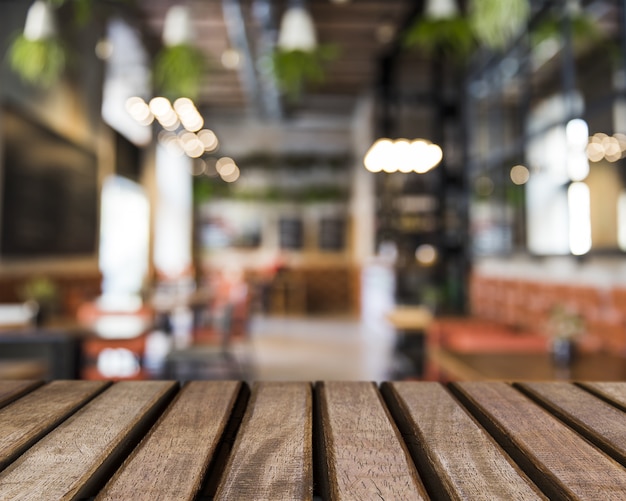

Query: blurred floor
242;314;397;382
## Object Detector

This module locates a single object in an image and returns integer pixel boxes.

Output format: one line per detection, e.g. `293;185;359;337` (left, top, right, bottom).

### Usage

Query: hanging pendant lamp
24;0;57;40
277;5;317;51
162;5;193;46
424;0;459;19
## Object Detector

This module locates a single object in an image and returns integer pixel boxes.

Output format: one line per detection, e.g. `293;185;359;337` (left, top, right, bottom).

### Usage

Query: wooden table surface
2;380;626;499
430;347;626;381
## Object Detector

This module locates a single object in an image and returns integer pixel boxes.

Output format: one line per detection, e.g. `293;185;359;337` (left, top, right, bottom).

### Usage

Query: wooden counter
2;379;626;499
430;347;626;381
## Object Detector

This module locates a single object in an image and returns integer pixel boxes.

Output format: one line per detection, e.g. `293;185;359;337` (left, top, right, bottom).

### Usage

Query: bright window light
99;175;150;297
568;182;592;255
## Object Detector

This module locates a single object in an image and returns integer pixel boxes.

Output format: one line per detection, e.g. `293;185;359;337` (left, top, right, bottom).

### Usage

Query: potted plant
7;0;66;87
546;304;585;366
271;45;337;102
18;276;59;326
153;5;207;100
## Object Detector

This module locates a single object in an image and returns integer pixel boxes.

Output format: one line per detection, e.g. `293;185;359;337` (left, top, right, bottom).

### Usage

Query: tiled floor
240;314;398;382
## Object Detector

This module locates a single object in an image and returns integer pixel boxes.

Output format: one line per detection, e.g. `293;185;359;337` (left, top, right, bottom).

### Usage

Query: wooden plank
453;381;626;500
579;382;626;411
0;380;42;409
382;381;545;500
518;382;626;467
317;381;428;500
0;380;108;471
0;380;177;501
214;382;312;501
97;381;243;501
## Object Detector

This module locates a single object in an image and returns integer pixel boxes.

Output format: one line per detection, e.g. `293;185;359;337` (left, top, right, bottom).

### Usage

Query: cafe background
2;0;626;381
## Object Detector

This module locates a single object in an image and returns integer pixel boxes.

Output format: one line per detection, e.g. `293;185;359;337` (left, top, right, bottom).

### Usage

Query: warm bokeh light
221;47;242;69
149;96;173;117
129;95;218;160
221;164;241;183
125;97;154;126
415;244;438;266
363;137;443;173
587;132;626;163
510;164;530;185
174;97;204;132
197;129;219;152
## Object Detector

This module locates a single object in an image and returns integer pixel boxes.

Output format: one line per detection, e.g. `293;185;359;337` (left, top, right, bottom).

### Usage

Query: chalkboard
279;217;303;249
319;217;345;251
0;105;98;258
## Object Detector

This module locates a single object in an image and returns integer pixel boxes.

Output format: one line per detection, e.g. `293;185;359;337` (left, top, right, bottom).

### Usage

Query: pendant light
424;0;458;19
277;2;317;51
24;0;56;41
162;5;193;46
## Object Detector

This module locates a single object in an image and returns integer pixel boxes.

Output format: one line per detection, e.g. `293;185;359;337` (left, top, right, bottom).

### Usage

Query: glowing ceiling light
363;138;392;173
424;0;459;19
221;165;240;183
415;244;438;266
162;5;193;46
510;164;530;185
363;138;442;174
149;97;173;118
24;0;56;41
277;7;317;51
221;48;242;69
197;129;219;152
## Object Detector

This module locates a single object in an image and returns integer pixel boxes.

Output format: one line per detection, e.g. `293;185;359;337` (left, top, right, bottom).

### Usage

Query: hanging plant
153;44;207;100
8;33;66;87
403;16;474;58
7;0;66;87
531;12;603;51
272;44;338;102
469;0;531;50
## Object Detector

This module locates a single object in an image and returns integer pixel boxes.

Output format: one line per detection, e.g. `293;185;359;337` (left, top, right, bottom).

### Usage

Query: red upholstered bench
431;317;549;354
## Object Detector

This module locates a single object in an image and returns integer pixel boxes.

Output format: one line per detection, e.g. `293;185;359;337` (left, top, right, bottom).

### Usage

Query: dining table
2;378;626;499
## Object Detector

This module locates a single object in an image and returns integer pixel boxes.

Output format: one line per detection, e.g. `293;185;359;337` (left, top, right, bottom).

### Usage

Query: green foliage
18;276;58;304
532;13;602;50
469;0;530;50
153;44;207;100
272;45;338;101
404;17;474;58
72;0;94;26
8;34;66;86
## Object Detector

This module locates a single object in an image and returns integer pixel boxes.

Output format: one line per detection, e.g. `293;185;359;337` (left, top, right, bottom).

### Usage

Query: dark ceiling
134;0;419;122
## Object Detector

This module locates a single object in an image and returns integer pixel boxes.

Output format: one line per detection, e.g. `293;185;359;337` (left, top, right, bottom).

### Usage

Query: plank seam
447;382;570;500
196;382;251;501
515;382;626;468
75;382;180;500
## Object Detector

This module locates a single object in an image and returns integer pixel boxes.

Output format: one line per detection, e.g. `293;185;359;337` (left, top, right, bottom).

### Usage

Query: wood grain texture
0;380;108;471
0;380;177;501
383;381;545;500
97;381;241;501
518;382;626;467
215;382;313;501
454;381;626;500
318;381;427;501
579;382;626;411
0;380;41;409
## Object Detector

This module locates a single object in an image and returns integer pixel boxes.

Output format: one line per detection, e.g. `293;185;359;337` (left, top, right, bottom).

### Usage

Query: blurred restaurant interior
2;0;626;382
